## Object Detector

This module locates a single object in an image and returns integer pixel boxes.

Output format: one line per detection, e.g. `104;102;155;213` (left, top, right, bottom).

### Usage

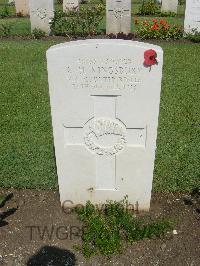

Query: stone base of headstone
106;0;131;35
161;0;178;13
15;0;29;16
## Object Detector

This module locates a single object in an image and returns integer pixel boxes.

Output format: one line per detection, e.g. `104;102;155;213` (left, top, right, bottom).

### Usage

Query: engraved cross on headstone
64;95;146;190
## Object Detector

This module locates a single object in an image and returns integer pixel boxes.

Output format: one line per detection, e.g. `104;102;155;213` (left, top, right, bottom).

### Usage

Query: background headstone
106;0;131;34
15;0;29;16
161;0;178;13
29;0;54;35
184;0;200;33
63;0;79;12
46;40;163;211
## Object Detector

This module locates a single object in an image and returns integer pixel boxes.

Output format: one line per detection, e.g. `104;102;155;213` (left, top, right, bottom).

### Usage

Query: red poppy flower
151;23;159;30
160;19;167;26
152;19;158;23
144;49;157;66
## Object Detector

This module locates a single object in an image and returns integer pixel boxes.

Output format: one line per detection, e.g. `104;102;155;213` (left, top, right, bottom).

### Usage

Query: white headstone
15;0;29;16
184;0;200;33
29;0;54;35
161;0;178;13
63;0;79;12
46;40;163;211
106;0;131;34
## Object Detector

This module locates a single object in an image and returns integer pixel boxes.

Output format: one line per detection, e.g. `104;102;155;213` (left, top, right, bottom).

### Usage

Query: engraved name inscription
66;58;143;91
84;118;126;156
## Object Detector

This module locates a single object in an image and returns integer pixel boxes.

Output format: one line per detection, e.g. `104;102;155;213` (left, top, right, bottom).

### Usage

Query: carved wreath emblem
84;118;126;156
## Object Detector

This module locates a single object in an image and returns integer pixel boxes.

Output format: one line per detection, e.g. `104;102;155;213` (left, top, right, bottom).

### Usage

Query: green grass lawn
0;18;31;36
154;42;200;191
0;40;58;189
0;40;199;191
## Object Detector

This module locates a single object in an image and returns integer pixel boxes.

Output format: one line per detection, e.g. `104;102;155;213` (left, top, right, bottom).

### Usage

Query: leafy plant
179;0;185;4
50;10;77;36
0;24;12;37
185;29;200;43
75;198;173;257
137;19;183;40
138;0;159;16
32;28;46;39
159;11;177;17
0;5;10;18
50;4;105;37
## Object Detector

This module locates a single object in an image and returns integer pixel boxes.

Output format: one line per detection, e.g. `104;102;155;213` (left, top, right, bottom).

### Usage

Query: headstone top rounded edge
46;39;163;55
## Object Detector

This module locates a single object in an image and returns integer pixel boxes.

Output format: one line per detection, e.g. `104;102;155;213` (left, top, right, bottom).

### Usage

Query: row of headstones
164;0;200;34
11;0;180;16
11;0;79;34
10;0;79;16
10;0;200;35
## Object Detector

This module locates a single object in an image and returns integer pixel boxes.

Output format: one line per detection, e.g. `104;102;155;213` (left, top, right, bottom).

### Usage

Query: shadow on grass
26;246;76;266
0;193;17;227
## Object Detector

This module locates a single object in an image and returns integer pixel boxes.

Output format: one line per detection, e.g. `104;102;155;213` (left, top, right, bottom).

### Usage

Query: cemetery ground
0;188;200;265
0;40;200;265
0;0;185;38
0;1;200;266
